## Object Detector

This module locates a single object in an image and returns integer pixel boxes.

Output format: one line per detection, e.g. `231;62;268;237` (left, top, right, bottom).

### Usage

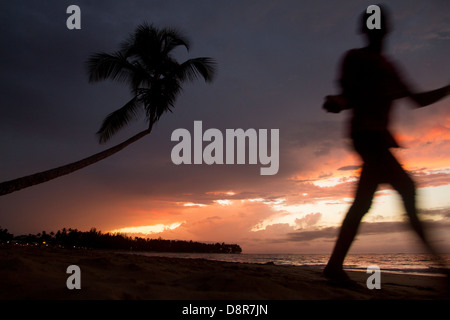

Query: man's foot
323;265;360;288
323;265;349;280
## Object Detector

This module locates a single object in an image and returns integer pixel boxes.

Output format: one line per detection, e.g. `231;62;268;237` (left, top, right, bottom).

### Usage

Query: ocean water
134;252;450;276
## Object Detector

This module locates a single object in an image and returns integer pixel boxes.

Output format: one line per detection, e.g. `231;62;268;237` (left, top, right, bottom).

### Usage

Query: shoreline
121;250;450;278
0;246;449;300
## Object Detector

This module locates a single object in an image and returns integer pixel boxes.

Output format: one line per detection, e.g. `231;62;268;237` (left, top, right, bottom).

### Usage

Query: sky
0;0;449;254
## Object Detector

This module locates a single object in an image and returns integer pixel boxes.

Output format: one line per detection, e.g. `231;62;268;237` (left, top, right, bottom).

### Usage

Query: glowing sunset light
183;202;208;207
206;190;236;196
312;176;358;188
247;198;265;202
215;199;233;206
109;222;184;235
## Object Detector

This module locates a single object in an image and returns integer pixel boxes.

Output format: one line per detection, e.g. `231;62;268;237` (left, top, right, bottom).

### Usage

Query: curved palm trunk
0;126;152;196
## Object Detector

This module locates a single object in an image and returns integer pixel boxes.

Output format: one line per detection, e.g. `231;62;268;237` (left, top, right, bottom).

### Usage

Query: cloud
413;170;450;189
110;222;184;236
287;226;338;242
286;220;450;242
391;0;450;53
420;207;450;219
295;212;322;229
338;165;361;171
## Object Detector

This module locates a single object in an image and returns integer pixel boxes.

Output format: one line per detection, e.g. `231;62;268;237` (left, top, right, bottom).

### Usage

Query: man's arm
389;58;450;107
408;84;450;108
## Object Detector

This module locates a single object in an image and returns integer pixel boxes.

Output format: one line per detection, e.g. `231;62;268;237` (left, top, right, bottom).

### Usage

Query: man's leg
388;154;445;266
324;164;378;279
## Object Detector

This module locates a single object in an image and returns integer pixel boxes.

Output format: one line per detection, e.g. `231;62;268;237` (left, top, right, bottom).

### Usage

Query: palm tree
0;23;216;196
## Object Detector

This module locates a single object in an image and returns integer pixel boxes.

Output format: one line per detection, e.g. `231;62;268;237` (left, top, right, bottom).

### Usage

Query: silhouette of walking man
323;5;450;283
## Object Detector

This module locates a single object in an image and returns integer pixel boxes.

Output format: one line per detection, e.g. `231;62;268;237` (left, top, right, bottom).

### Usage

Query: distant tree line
0;227;242;254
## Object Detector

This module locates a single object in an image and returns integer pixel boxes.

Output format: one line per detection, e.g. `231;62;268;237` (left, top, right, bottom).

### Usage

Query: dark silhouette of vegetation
0;227;14;242
0;22;216;196
0;227;242;254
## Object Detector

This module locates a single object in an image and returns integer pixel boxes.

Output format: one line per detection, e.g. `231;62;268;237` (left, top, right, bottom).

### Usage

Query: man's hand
323;95;348;113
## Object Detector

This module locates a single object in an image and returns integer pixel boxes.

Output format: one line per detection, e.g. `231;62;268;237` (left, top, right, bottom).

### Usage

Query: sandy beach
0;246;448;300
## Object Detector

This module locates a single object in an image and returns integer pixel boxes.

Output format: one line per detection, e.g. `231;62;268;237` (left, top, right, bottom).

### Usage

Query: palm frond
97;97;141;144
176;57;217;83
129;63;152;93
87;52;136;83
141;77;182;125
160;27;191;54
